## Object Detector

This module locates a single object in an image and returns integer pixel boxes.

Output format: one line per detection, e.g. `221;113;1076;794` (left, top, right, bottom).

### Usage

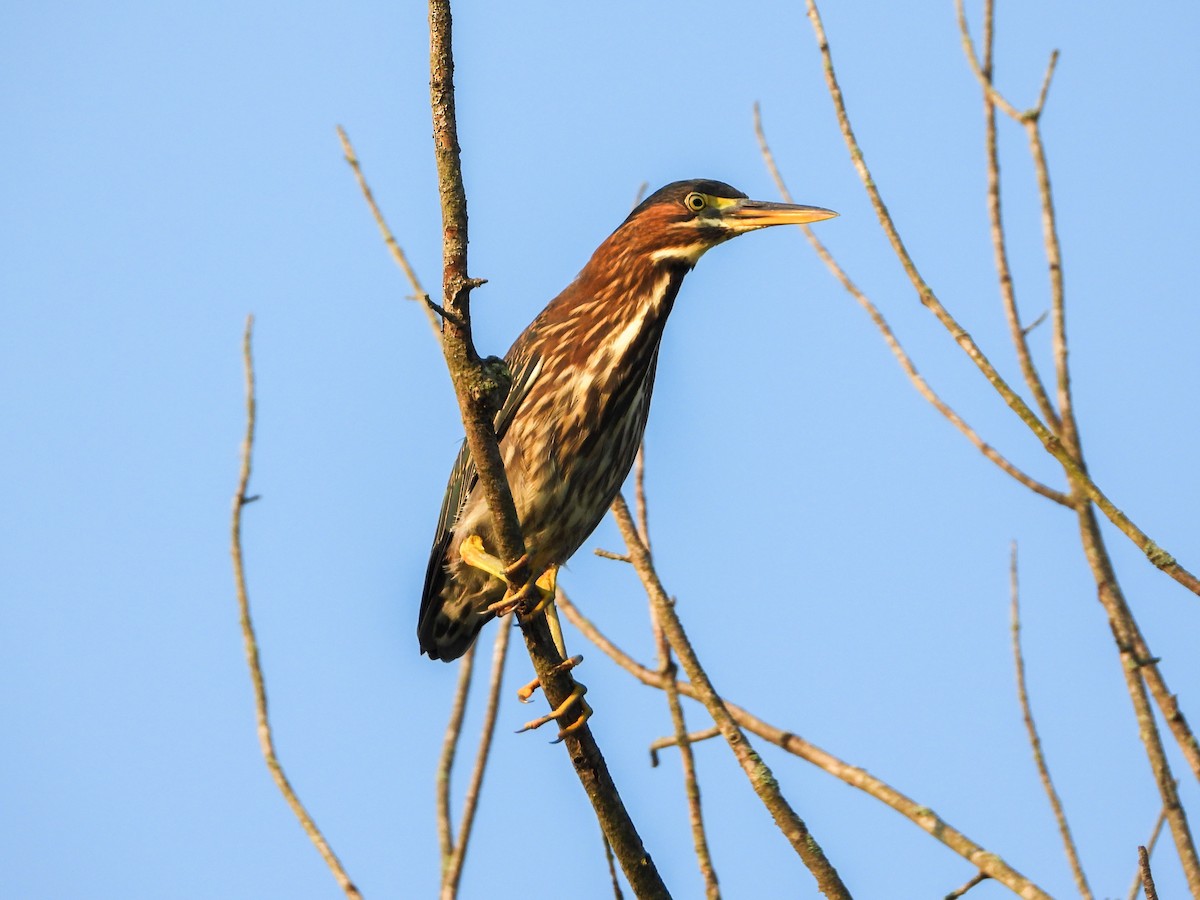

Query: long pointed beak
724;198;838;231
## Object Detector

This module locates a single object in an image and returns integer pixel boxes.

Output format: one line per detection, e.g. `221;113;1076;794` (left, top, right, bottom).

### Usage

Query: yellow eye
684;192;707;212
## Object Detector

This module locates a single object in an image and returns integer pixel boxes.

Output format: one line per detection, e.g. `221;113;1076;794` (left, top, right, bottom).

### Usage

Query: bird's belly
508;378;651;569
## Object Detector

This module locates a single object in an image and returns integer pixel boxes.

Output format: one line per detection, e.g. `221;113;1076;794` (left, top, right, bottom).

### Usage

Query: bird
419;179;836;663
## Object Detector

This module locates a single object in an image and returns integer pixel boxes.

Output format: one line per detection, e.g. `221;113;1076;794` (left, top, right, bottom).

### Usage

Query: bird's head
614;179;837;267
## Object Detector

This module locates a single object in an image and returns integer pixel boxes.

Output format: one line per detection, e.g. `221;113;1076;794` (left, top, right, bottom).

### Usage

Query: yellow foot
459;534;507;581
516;683;592;743
517;655;583;703
460;535;558;618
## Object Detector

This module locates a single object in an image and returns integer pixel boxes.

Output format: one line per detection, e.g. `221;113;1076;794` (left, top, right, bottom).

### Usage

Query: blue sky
3;2;1198;897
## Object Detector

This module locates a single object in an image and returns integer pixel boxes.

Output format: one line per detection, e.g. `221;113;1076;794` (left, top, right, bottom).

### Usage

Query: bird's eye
684;192;707;212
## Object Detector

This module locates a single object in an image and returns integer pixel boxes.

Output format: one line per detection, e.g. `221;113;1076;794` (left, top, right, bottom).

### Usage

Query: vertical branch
632;478;719;897
651;614;720;898
1009;544;1092;898
441;622;511;898
1020;59;1077;456
1137;846;1160;900
1127;810;1168;900
964;0;1061;432
425;4;668;895
230;316;361;900
437;643;476;868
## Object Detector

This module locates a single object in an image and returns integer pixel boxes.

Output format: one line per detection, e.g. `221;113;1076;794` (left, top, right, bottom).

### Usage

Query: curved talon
516;683;590;741
516;654;583;703
552;697;593;743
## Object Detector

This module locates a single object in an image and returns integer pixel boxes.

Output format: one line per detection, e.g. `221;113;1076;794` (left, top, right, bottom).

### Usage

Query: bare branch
556;587;1054;899
441;622;511;898
634;485;718;897
1075;506;1200;891
944;871;990;899
650;727;721;767
594;548;631;564
1010;544;1092;898
966;0;1200;788
437;642;476;868
1138;846;1160;900
1127;809;1168;900
953;0;1024;120
804;0;1200;595
1033;50;1060;118
612;497;849;897
601;832;625;900
425;4;667;895
970;0;1061;432
336;125;439;336
753;103;1071;507
230;316;361;899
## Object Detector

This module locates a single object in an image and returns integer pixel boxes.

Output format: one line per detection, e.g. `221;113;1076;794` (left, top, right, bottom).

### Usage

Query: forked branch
803;0;1200;597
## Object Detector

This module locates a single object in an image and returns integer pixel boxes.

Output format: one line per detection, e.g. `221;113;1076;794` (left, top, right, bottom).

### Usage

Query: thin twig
805;0;1200;596
961;0;1076;464
441;621;511;898
230;316;361;899
1127;808;1168;900
968;0;1061;433
437;641;476;869
753;103;1070;507
1138;846;1160;900
426;4;667;895
594;548;631;563
610;497;850;898
633;488;719;897
958;0;1200;787
601;831;625;900
336;125;440;336
634;442;651;552
556;587;1053;899
1010;544;1092;898
650;727;722;767
945;871;990;899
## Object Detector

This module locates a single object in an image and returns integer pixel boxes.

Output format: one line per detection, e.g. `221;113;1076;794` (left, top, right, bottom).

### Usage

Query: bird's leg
458;535;537;617
458;535;591;738
459;535;557;620
516;683;592;743
515;565;581;698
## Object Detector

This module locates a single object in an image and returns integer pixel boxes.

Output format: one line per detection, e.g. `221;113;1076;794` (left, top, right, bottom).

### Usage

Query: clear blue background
3;2;1198;897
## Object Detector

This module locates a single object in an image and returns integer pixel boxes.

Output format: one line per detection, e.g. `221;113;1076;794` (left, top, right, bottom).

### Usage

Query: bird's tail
417;585;495;661
418;537;500;661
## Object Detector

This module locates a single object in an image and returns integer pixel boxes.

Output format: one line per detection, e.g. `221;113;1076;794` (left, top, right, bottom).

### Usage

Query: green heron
419;179;836;666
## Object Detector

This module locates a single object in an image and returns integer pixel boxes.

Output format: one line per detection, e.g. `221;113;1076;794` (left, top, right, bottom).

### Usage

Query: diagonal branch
337;125;440;337
555;587;1053;900
436;641;476;869
441;622;511;898
426;3;668;895
753;103;1070;508
803;0;1200;596
610;496;850;899
230;316;361;899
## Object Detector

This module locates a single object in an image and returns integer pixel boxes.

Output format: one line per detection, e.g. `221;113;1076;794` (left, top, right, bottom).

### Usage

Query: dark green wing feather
417;347;544;650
